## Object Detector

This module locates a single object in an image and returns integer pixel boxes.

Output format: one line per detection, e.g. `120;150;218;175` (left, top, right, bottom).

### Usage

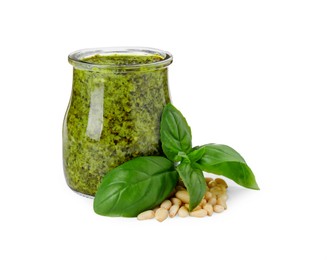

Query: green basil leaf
93;156;178;217
187;146;205;163
196;144;260;190
177;151;190;162
160;103;192;162
176;161;206;211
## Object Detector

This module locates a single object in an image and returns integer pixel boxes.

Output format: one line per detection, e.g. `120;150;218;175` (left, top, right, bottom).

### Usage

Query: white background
1;0;326;259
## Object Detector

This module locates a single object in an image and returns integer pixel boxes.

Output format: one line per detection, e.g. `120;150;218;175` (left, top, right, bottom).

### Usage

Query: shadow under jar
63;47;173;197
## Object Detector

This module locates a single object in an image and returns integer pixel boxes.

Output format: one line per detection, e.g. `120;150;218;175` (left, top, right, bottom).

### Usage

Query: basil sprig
160;104;259;211
94;103;259;217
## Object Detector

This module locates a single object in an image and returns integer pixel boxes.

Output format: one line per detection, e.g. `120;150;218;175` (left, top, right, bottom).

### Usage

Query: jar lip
68;47;173;70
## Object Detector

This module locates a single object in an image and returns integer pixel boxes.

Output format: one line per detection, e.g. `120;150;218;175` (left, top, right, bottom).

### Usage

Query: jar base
74;190;94;199
68;187;94;199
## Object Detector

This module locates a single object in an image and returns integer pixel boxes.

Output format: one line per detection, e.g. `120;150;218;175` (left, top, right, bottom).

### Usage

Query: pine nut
169;204;180;218
155;208;169;222
210;186;226;196
208;197;217;205
215;178;228;188
200;199;207;207
178;206;189;217
219;194;228;201
203;204;213;216
184;203;201;211
175;190;190;204
208;180;218;188
190;205;202;211
205;177;213;183
190;209;207;218
171;197;182;206
153;207;160;213
210;190;225;197
137;210;155;220
217;198;227;209
160;200;172;210
205;191;213;200
213;205;225;213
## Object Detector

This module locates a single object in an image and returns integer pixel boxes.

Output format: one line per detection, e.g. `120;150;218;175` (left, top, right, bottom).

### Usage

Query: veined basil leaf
160;103;192;162
93;156;178;217
196;144;260;190
176;161;206;211
187;146;205;164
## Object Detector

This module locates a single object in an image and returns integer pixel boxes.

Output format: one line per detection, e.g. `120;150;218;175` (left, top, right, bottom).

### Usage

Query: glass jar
63;47;173;197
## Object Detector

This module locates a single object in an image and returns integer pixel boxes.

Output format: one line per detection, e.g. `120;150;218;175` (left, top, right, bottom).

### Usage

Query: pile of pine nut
137;177;228;222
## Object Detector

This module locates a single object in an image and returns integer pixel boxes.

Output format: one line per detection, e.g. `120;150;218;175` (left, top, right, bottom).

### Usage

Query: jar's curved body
63;47;172;196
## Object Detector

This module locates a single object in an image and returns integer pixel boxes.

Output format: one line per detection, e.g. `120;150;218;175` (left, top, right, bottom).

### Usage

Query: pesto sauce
63;54;171;196
83;54;163;65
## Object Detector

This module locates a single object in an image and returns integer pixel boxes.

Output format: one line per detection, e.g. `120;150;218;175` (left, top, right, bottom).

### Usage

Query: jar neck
71;66;169;93
68;47;173;71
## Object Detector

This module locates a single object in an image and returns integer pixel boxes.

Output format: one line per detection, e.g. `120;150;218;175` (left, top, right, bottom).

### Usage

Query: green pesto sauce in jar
63;53;171;196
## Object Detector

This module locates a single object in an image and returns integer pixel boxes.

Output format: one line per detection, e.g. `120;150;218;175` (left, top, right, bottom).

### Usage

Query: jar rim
68;47;173;70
